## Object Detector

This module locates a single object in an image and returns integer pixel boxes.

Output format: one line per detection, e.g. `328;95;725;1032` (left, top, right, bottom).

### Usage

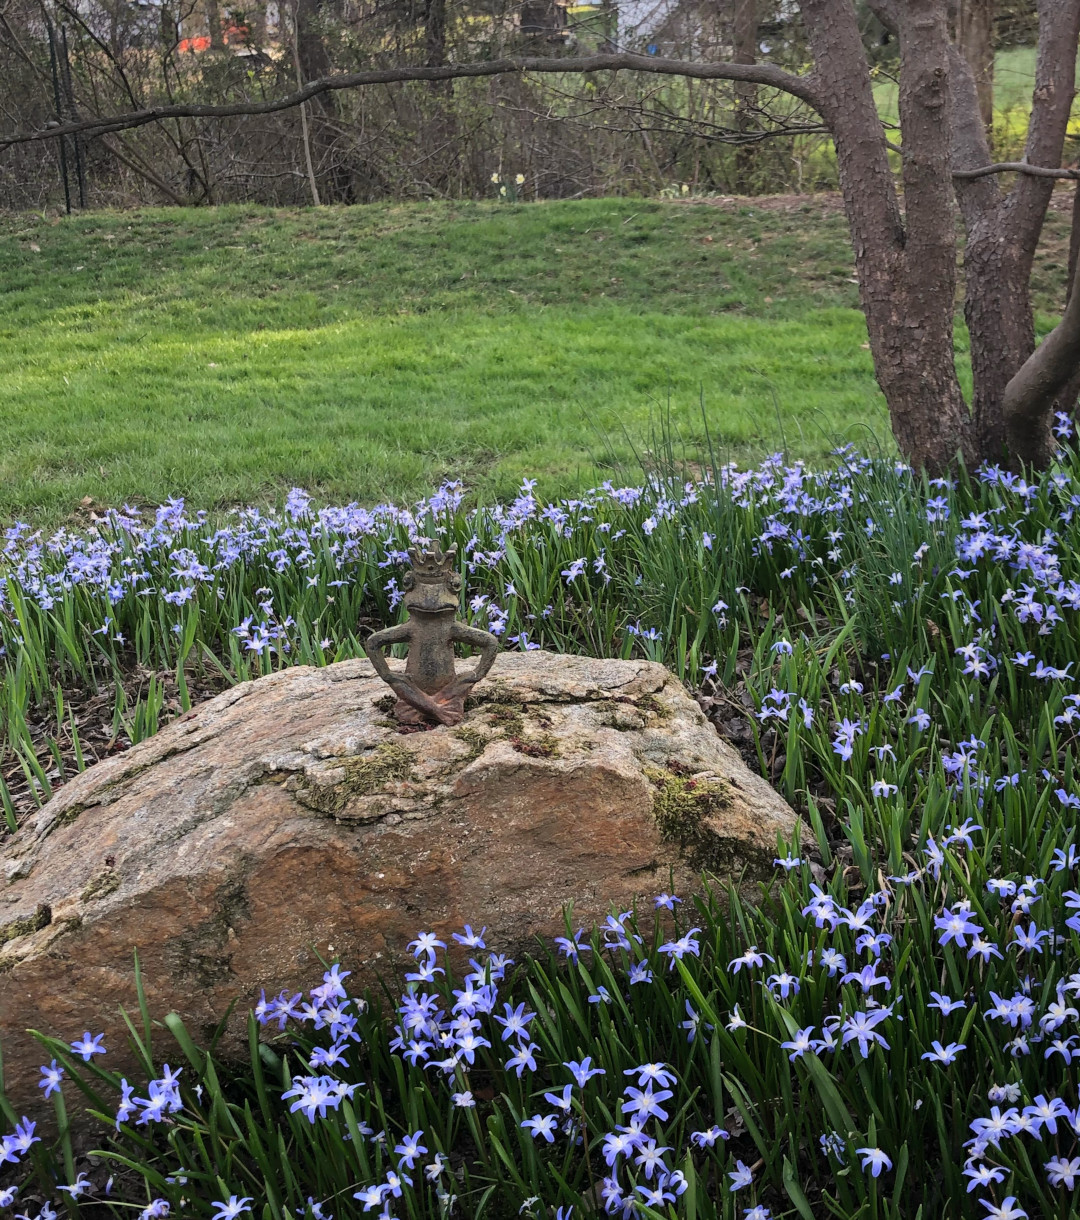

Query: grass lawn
0;193;1073;524
873;46;1080;159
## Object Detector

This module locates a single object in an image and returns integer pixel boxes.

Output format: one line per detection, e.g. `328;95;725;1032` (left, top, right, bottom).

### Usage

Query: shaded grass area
0;192;1073;524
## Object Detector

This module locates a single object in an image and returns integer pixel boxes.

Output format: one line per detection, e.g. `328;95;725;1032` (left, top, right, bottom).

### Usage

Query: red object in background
176;21;249;53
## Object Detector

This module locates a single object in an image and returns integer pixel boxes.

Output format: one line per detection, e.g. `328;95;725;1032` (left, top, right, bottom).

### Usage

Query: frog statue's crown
407;543;458;583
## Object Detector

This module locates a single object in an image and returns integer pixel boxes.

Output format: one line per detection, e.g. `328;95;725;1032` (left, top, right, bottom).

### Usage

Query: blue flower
856;1146;893;1177
37;1061;64;1098
563;1057;605;1087
69;1031;106;1061
393;1130;427;1169
781;1026;815;1061
934;905;983;948
505;1042;539;1077
494;1002;536;1042
621;1085;673;1122
658;927;700;966
520;1114;557;1143
211;1198;254;1220
921;1040;966;1064
690;1124;728;1148
728;1160;753;1191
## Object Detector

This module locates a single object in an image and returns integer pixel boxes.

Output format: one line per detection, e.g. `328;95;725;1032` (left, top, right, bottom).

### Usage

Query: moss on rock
300;742;418;815
453;725;491;763
646;767;730;847
510;731;561;759
636;692;673;722
0;903;52;947
81;871;121;903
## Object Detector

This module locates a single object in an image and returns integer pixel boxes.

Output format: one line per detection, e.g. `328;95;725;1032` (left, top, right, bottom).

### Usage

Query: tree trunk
956;0;993;134
294;0;354;202
295;0;334;90
1053;178;1080;422
425;0;447;67
946;41;1021;465
732;0;756;190
803;0;974;472
966;0;1080;465
963;234;1040;463
205;0;225;50
1003;243;1080;453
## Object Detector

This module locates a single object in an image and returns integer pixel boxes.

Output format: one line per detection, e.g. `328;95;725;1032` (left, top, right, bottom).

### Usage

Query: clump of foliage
4;419;1080;1218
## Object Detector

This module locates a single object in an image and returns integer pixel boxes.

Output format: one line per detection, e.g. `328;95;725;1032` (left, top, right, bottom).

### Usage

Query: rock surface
0;652;799;1104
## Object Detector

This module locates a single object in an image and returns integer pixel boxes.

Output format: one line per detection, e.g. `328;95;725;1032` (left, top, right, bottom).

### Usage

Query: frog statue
364;544;499;726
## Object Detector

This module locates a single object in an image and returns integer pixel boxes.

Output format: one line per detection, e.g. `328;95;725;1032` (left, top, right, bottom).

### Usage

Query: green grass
0;198;881;524
0;192;1073;526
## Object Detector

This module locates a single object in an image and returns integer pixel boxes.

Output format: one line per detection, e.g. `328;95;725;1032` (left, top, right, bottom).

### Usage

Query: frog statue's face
403;544;462;616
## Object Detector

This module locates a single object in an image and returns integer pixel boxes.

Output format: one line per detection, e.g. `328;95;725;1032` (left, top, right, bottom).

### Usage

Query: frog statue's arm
452;622;500;681
430;621;500;708
364;621;448;722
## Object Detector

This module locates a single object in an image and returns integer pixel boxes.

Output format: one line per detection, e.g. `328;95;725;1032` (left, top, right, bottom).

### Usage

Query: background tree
955;0;995;132
732;0;758;187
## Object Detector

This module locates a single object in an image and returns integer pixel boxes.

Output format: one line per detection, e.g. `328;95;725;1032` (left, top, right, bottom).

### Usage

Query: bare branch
0;53;824;150
954;162;1080;181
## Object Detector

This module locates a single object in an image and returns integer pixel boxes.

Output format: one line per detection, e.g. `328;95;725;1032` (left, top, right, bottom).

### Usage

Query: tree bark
1003;237;1080;448
425;0;447;67
204;0;225;50
294;0;354;201
948;40;1029;465
291;0;322;205
893;0;977;468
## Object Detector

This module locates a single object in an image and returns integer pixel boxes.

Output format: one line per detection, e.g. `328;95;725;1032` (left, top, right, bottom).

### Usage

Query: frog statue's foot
394;694;466;728
393;698;427;726
391;681;467;727
429;689;467;726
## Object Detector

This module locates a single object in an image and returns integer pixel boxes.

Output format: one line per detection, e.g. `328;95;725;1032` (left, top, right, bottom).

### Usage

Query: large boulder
0;653;799;1105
